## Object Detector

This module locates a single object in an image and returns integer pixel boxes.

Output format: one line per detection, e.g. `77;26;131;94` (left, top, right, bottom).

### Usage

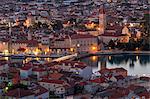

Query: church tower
99;5;106;35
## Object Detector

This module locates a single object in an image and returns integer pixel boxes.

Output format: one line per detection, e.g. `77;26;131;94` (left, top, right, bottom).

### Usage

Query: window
142;96;145;99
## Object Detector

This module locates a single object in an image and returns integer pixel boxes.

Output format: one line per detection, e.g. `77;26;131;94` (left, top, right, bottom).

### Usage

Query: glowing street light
91;46;98;53
70;48;74;52
77;44;80;47
91;56;97;61
92;46;96;50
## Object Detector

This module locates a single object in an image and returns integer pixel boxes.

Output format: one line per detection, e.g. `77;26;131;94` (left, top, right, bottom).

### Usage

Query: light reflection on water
0;57;52;64
0;55;149;76
80;55;150;76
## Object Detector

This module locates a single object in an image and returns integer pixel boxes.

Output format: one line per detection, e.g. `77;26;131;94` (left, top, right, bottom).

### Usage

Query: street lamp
76;44;80;53
91;45;98;53
70;48;74;52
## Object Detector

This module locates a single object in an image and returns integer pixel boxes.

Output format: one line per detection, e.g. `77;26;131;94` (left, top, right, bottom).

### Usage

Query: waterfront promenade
0;51;150;61
95;50;150;55
76;51;150;59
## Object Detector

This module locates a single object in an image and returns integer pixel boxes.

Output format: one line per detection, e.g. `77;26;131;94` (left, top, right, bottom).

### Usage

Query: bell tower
99;4;106;35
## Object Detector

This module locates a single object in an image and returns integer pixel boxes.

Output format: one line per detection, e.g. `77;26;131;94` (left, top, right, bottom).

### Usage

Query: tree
108;40;116;49
51;20;63;31
125;38;136;51
74;84;84;94
69;18;76;24
141;36;150;51
42;23;49;29
142;14;150;34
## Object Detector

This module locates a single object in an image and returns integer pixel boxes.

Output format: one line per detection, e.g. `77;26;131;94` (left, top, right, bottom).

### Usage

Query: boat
50;53;64;58
11;54;26;59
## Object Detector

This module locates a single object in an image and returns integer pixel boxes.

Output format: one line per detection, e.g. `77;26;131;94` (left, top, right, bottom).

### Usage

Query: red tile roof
98;68;111;74
14;40;29;44
5;88;34;98
128;85;144;91
21;66;32;71
17;47;26;52
49;73;63;79
114;75;124;80
71;34;96;39
39;79;65;84
100;32;120;37
137;91;150;98
78;81;88;86
140;76;150;81
27;40;38;47
111;67;127;72
32;68;46;72
89;77;106;83
32;85;48;96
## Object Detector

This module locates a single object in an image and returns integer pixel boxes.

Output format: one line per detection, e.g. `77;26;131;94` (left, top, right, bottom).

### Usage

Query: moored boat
11;54;25;59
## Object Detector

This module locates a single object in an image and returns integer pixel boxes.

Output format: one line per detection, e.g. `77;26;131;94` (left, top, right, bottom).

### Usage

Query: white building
39;79;67;95
71;34;99;52
51;34;99;53
20;66;32;78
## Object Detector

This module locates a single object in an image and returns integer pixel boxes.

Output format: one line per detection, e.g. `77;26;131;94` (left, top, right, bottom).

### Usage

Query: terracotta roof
144;10;150;14
78;81;87;86
114;75;124;80
111;67;127;72
98;68;111;74
39;79;65;84
27;40;38;47
17;48;26;52
32;68;46;72
44;62;58;67
71;34;96;39
128;85;146;92
137;91;150;98
100;32;121;37
73;64;86;69
49;73;63;80
59;61;86;67
5;88;34;98
14;40;29;44
89;77;106;83
21;66;32;71
140;76;150;81
24;63;32;67
106;25;123;31
100;87;129;98
32;85;48;96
